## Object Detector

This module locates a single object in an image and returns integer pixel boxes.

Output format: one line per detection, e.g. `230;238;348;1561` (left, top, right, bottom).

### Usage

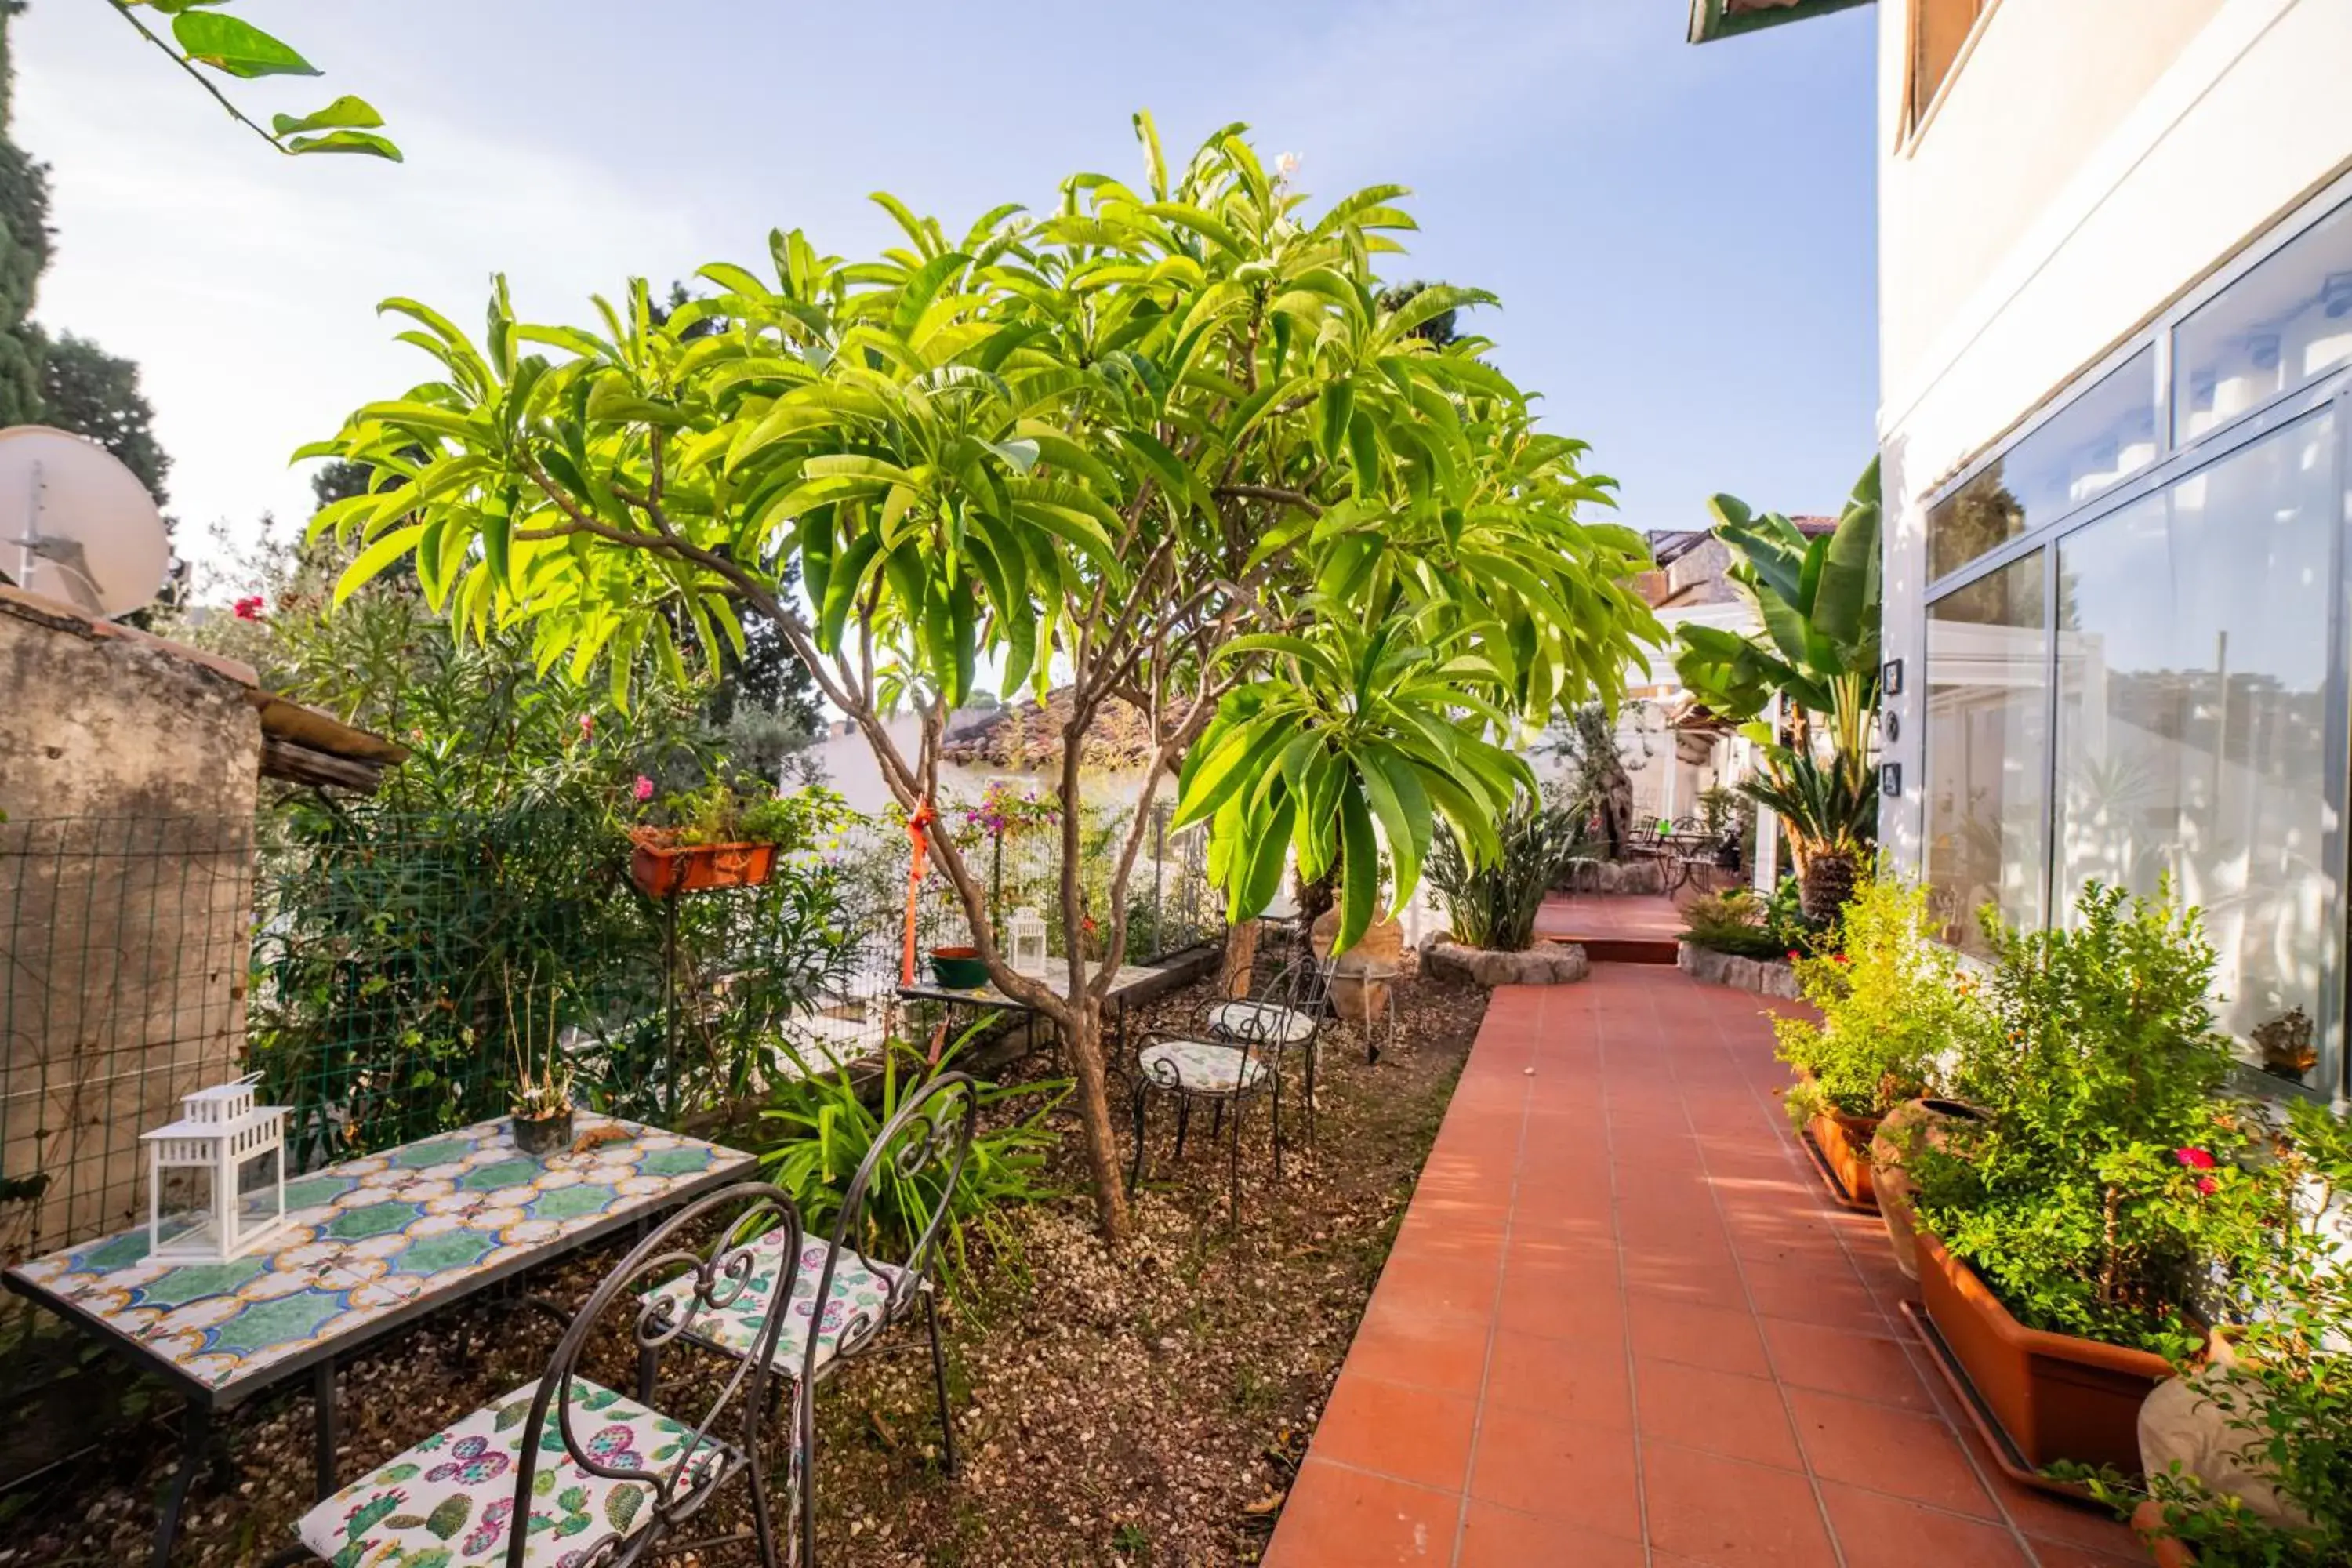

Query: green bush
759;1031;1066;1299
1773;876;1988;1127
1911;883;2288;1357
1679;888;1791;960
2079;1102;2352;1566
1426;789;1586;951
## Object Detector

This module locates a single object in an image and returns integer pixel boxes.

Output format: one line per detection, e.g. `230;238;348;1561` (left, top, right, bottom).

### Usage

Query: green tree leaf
172;11;321;78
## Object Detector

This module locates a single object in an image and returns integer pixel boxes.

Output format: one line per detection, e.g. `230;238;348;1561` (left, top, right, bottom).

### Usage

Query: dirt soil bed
0;967;1485;1567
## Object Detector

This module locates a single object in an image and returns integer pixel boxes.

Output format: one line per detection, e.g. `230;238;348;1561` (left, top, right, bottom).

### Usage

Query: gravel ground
0;964;1486;1567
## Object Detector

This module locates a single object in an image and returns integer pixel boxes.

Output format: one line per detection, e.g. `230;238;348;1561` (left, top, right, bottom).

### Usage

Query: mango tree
309;117;1660;1239
1673;459;1881;920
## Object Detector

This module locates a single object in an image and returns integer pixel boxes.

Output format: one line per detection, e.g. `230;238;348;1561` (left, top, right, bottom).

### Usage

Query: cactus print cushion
1206;1000;1317;1047
1138;1038;1269;1094
294;1377;727;1566
637;1236;908;1374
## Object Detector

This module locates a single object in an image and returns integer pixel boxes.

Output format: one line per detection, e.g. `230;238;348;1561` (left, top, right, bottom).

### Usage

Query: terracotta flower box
1791;1069;1881;1211
1806;1107;1882;1210
1916;1228;2174;1475
627;829;778;898
2133;1501;2196;1567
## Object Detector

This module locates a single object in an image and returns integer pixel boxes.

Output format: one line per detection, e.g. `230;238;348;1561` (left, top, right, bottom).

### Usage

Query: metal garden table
4;1114;755;1567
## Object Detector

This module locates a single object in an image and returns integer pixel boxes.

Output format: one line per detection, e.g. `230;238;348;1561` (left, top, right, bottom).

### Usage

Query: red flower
1785;949;1802;962
231;594;264;622
633;775;655;803
2194;1176;2219;1196
1830;953;1849;966
2174;1147;2217;1171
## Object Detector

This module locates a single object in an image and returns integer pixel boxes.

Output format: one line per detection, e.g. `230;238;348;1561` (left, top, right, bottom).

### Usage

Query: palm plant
1739;747;1876;925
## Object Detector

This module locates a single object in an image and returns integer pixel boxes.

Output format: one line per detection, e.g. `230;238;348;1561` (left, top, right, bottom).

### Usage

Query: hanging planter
627;828;778;898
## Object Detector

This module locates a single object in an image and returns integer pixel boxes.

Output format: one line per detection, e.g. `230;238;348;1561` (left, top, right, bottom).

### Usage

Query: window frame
1917;169;2352;1105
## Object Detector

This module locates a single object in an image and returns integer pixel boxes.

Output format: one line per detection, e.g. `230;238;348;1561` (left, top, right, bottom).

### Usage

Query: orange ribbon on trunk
901;801;936;987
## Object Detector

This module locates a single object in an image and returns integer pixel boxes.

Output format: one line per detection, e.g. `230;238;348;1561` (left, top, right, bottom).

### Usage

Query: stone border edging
1422;938;1590;987
1675;939;1799;998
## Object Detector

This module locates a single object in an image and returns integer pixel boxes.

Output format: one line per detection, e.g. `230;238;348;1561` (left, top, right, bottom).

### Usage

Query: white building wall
1877;0;2352;877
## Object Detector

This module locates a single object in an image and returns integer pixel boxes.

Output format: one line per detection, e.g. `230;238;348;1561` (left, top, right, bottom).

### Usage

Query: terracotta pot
628;829;778;898
1872;1098;1994;1281
2132;1501;2196;1568
1917;1229;2174;1475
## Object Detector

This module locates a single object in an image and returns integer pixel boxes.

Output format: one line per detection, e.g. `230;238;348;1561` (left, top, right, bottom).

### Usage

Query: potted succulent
506;971;575;1158
1907;884;2290;1479
628;779;840;898
1773;876;1975;1210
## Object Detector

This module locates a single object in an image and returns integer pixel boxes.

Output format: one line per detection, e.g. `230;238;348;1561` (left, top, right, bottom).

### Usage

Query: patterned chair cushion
296;1377;724;1567
1207;1000;1317;1047
1138;1037;1268;1094
637;1234;906;1375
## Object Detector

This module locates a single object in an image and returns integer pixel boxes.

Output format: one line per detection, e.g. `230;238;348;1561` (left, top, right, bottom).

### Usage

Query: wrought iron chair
275;1181;807;1567
1128;1003;1285;1225
634;1072;978;1566
1200;955;1334;1142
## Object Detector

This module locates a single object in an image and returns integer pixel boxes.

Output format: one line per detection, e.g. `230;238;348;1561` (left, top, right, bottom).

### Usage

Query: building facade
1868;0;2352;1108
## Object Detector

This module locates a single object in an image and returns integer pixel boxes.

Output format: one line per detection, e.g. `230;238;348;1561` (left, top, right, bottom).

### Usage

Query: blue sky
17;0;1876;589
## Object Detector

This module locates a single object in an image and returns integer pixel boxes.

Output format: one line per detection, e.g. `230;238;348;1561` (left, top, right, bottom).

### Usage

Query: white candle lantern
140;1073;290;1264
1007;906;1049;978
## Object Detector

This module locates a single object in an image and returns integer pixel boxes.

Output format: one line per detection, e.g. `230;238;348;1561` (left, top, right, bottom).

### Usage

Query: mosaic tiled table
898;960;1174;1062
4;1115;754;1566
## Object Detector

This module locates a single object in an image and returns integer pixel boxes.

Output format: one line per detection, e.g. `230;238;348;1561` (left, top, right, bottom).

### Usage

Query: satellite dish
0;426;171;620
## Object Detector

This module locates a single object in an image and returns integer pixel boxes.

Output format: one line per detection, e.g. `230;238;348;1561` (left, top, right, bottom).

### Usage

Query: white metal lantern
1007;906;1049;978
140;1073;290;1264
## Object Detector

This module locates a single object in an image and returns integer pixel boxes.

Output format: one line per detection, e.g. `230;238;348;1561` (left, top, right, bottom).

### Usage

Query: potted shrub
2086;1102;2351;1568
1907;884;2288;1478
506;973;575;1157
1773;876;1980;1210
628;779;840;898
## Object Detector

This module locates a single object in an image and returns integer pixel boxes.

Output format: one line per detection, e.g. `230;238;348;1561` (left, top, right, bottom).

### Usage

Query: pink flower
231;595;264;622
633;775;655;803
2195;1176;2219;1196
1786;949;1802;962
577;713;594;740
2174;1148;2217;1171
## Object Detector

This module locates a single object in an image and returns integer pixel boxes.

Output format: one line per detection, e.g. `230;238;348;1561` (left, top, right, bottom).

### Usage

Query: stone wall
1675;940;1800;1000
0;593;261;1265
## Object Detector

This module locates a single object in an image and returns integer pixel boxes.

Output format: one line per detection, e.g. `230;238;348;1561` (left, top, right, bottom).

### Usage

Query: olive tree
310;117;1658;1239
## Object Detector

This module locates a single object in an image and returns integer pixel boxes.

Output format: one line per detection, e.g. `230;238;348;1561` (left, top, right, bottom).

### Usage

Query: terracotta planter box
1806;1107;1882;1210
1916;1229;2173;1475
1871;1098;1994;1281
627;829;778;898
2133;1501;2195;1567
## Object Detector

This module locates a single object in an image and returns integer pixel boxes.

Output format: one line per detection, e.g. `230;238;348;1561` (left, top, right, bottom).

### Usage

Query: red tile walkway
1532;893;1687;944
1264;965;2145;1568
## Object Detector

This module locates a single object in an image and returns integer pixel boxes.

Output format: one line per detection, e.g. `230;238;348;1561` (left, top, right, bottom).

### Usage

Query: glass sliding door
2053;410;2340;1072
1926;552;2050;953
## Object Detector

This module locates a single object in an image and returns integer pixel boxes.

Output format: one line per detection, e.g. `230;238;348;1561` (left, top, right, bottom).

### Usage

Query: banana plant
1674;456;1881;764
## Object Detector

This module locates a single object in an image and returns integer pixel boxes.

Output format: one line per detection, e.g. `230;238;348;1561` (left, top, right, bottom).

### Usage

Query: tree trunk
1218;918;1259;999
1059;996;1131;1241
1798;847;1858;927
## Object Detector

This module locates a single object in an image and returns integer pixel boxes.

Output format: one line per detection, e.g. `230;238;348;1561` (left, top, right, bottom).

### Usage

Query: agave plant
1425;789;1589;950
